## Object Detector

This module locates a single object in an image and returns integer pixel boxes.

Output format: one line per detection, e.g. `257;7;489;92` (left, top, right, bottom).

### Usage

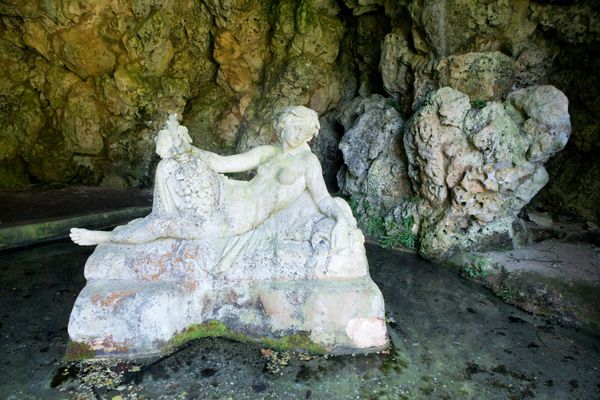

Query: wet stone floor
0;242;599;399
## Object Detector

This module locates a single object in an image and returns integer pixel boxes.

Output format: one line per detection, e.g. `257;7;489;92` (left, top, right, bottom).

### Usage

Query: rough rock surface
337;95;412;223
403;86;571;261
436;51;515;101
377;0;599;223
0;0;357;188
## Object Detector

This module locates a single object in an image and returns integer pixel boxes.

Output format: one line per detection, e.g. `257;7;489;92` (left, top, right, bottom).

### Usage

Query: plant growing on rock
366;215;386;237
470;99;487;109
349;196;417;249
379;216;416;249
463;257;492;279
499;275;520;303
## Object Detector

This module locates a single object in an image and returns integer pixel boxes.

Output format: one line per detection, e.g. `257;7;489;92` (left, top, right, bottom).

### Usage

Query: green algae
6;242;600;398
64;341;96;361
446;252;498;279
446;251;600;335
348;196;416;250
0;159;28;189
162;321;327;355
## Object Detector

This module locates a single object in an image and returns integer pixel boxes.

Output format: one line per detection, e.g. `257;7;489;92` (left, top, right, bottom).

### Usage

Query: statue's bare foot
70;228;112;246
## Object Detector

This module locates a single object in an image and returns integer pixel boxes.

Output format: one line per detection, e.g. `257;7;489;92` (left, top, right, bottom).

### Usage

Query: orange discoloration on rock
147;254;168;281
184;280;198;290
132;252;169;281
96;335;130;354
91;289;137;310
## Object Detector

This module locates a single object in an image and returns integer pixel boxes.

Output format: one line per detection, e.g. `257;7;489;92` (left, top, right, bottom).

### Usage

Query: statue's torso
224;147;310;232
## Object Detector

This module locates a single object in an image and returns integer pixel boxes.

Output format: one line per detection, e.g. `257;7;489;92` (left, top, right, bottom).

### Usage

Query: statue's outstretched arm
192;146;275;174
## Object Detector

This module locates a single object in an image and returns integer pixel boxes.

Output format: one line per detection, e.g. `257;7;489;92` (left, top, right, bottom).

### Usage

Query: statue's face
155;130;174;158
282;122;314;148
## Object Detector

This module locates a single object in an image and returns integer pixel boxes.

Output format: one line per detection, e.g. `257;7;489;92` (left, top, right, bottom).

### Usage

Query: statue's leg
108;210;236;244
111;215;174;244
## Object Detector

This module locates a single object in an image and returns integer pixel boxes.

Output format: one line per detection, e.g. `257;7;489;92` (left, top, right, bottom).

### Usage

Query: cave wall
0;0;373;188
0;0;598;223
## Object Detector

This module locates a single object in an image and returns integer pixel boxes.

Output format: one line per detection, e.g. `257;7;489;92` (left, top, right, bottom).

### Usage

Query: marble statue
68;107;388;357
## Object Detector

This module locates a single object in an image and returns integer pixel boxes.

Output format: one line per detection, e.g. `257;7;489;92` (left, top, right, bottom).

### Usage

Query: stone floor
1;241;599;399
451;219;600;333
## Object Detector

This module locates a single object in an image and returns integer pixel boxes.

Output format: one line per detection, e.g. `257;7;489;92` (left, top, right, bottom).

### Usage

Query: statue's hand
331;219;350;251
70;228;111;246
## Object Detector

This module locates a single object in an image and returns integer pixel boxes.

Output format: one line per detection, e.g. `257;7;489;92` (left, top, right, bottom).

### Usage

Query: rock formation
402;85;570;261
0;0;355;188
376;0;598;226
337;95;412;230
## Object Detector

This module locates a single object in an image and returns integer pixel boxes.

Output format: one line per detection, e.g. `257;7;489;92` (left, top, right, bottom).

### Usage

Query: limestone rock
235;0;346;151
0;0;596;231
355;11;390;96
505;86;571;163
527;210;553;228
382;0;590;115
533;150;600;226
310;114;344;187
206;0;270;94
412;0;536;56
338;95;412;218
0;0;224;186
182;84;237;153
436;52;515;101
514;34;559;88
63;82;105;155
379;27;429;112
404;86;571;261
343;0;384;16
56;28;116;79
0;0;350;188
529;3;600;44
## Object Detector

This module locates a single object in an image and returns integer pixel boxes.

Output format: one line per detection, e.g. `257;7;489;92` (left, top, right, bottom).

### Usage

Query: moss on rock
64;341;96;362
163;321;327;355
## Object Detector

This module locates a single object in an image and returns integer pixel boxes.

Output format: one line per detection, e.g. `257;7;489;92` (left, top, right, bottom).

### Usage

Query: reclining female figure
70;106;355;251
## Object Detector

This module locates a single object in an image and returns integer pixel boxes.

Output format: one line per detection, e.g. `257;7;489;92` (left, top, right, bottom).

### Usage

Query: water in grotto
0;241;598;399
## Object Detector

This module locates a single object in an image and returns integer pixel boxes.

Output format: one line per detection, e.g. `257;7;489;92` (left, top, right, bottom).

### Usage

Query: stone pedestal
68;194;388;357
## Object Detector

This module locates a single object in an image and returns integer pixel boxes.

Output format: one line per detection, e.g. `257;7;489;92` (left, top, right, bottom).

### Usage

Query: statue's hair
160;114;192;154
173;125;192;154
274;106;320;140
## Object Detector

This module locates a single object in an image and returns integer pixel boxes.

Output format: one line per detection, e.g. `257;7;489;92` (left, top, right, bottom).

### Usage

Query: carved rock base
68;242;388;357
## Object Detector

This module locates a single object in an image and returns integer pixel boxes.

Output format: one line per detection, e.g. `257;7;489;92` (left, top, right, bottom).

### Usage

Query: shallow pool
0;242;598;399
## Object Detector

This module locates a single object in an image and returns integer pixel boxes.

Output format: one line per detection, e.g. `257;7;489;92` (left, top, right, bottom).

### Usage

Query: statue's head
155;114;192;159
274;106;320;148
